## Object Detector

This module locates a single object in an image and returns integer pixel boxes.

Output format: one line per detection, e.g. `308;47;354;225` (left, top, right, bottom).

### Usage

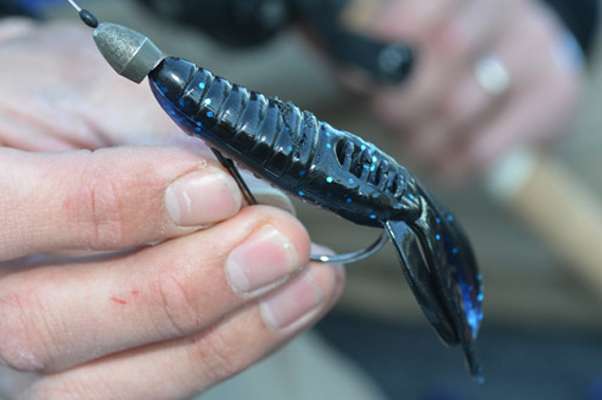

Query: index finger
0;145;242;261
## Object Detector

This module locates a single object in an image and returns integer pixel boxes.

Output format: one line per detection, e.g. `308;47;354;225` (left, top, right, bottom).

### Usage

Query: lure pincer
91;23;484;380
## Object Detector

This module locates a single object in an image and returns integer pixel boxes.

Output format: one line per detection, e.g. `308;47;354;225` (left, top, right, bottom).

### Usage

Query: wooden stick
487;150;602;292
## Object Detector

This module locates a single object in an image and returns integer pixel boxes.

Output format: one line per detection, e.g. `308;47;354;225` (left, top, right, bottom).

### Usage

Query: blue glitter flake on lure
460;281;483;338
444;224;484;340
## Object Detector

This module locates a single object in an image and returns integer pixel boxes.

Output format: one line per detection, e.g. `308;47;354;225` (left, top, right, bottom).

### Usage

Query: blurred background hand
344;0;583;184
0;19;179;150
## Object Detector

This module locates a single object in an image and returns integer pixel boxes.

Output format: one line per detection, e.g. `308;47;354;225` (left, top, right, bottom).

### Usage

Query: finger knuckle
152;267;201;338
70;151;128;250
0;291;59;372
188;330;243;384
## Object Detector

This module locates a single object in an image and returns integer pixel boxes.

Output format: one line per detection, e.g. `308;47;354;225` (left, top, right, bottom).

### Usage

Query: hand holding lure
66;2;484;380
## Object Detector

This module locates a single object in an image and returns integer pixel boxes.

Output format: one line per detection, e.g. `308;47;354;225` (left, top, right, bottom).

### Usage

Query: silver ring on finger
474;55;511;97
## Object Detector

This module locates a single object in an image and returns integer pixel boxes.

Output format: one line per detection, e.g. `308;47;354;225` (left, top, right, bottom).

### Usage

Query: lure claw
384;184;484;381
385;220;459;345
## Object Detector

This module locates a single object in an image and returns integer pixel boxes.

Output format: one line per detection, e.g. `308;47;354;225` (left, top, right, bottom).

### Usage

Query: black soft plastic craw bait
68;2;484;380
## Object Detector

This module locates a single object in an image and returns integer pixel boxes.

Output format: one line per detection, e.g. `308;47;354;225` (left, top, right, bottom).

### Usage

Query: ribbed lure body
148;56;484;378
149;57;422;226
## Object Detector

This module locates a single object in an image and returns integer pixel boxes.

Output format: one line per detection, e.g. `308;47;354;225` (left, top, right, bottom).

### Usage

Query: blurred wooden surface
52;1;602;330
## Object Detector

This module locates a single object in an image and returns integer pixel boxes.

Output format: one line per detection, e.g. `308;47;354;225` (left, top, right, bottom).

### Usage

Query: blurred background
19;0;602;398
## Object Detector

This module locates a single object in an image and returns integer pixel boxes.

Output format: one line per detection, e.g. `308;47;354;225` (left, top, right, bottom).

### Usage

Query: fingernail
226;225;301;295
260;267;324;332
165;168;242;227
